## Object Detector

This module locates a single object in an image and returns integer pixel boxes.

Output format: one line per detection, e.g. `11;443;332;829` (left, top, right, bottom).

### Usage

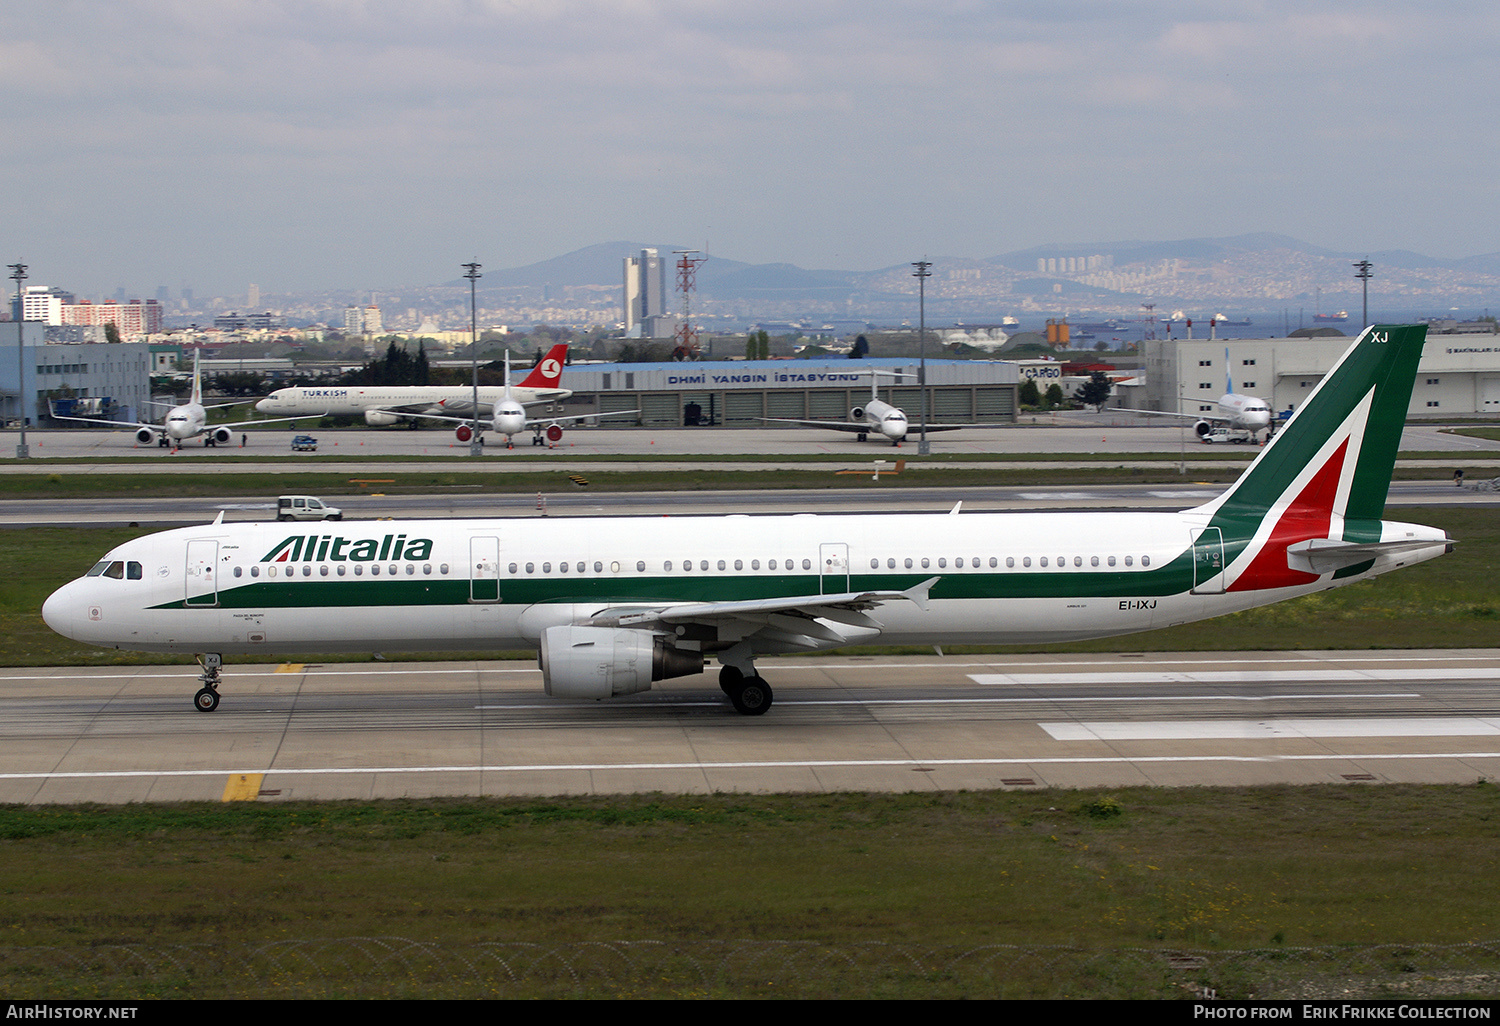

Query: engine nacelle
849;406;865;422
538;625;704;699
364;409;400;427
135;427;156;445
210;426;234;446
1194;420;1213;437
455;424;472;442
544;423;564;443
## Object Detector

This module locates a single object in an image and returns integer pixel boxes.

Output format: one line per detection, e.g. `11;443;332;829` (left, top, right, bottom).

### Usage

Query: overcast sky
4;1;1497;298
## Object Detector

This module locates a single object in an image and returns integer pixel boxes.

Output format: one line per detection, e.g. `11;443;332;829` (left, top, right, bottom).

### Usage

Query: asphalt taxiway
3;651;1499;803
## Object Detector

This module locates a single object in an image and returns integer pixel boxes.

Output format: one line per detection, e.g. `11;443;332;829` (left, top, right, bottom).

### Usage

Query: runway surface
9;419;1500;461
3;479;1497;527
4;651;1499;803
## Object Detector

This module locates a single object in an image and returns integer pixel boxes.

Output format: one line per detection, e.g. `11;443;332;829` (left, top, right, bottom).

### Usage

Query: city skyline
4;3;1498;297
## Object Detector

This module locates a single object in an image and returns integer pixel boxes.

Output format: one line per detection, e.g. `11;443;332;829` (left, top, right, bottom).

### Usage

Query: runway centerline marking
1042;717;1500;741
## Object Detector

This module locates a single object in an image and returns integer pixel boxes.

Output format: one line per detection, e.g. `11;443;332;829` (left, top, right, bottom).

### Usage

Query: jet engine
364;410;400;427
135;427;155;445
1194;420;1213;437
209;426;233;446
849;406;865;422
544;423;564;443
455;424;473;442
538;625;704;699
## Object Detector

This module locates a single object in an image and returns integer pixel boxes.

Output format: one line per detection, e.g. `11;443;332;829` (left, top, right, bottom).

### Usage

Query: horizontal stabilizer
1286;537;1451;576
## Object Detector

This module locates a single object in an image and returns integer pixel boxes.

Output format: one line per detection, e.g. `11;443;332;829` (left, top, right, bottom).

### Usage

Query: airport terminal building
547;358;1020;428
1135;333;1500;418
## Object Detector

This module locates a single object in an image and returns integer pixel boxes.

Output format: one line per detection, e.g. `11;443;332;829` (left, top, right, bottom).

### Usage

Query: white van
276;495;343;521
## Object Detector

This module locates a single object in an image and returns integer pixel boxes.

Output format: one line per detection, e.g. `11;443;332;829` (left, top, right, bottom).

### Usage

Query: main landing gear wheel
728;675;773;716
194;687;220;712
719;665;773;714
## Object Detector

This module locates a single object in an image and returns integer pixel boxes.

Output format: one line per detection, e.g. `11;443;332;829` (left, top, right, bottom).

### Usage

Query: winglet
903;576;940;611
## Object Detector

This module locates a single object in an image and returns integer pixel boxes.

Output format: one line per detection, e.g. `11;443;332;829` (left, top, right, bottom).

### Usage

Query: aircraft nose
881;420;906;440
255;398;271;412
42;581;85;642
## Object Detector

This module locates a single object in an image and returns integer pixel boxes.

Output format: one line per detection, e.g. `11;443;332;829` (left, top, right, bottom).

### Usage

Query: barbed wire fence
4;938;1500;999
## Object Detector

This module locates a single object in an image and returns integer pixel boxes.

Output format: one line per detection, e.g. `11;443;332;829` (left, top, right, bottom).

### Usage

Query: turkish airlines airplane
50;350;311;448
45;326;1449;716
253;343;573;427
393;351;637;448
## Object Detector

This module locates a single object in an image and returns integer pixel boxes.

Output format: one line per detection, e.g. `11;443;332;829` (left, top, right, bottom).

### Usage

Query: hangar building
546;358;1020;428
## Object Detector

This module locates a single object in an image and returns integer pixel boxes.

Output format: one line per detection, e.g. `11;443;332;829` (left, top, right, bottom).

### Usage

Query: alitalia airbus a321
44;325;1451;715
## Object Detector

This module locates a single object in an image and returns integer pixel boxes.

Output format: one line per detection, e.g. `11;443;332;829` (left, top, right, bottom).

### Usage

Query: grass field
3;787;1500;998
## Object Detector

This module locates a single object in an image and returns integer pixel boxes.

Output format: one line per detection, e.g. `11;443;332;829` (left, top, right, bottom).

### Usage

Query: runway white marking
7;750;1500;783
1042;717;1500;741
970;668;1500;686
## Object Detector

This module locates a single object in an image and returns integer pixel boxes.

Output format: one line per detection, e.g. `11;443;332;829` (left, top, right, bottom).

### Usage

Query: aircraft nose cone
255;398;271;412
42;582;83;641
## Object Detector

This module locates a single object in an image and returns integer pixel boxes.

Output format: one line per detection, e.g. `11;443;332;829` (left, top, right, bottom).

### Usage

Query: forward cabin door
470;536;500;602
185;540;219;607
819;542;850;595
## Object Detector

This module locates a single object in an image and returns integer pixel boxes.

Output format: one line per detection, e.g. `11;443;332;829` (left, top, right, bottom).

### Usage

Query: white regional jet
253;343;573;428
45;326;1450;716
50;351;313;448
764;369;1005;445
392;352;638;448
1125;349;1274;443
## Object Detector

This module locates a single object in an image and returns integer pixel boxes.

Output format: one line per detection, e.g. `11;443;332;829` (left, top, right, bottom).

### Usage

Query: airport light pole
463;261;483;457
1353;258;1373;327
9;262;27;459
912;260;931;454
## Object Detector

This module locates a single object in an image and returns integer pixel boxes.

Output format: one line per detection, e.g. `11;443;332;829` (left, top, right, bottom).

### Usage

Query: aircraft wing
762;417;868;432
390;410;639;428
50;412;155;431
762;418;1005;433
586;578;938;649
212;413;327;429
1112;408;1220;424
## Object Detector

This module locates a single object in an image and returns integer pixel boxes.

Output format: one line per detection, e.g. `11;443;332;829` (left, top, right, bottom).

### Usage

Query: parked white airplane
50;351;311;448
764;369;1003;445
44;326;1449;716
394;352;637;448
253;343;573;427
1124;348;1274;442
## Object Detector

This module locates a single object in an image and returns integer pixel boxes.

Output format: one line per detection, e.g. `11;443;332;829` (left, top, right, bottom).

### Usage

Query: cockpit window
103;561;125;579
86;561;111;577
127;561;142;580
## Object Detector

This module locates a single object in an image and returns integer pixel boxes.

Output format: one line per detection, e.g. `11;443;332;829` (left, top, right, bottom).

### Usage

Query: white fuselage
1216;392;1272;433
860;399;909;441
255;384;569;418
42;509;1447;658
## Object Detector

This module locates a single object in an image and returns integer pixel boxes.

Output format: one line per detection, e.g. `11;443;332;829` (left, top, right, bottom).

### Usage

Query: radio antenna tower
673;250;707;361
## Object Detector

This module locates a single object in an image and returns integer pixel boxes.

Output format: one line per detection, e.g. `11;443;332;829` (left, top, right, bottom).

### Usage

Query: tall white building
623;249;670;337
21;286;71;325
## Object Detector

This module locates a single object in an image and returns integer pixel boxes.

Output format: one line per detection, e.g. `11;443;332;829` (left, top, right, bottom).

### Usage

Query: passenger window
1142;555;1151;567
319;565;329;577
637;561;646;572
234;567;243;578
251;566;260;578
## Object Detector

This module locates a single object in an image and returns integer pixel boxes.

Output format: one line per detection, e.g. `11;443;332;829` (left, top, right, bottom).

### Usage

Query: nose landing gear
193;653;222;712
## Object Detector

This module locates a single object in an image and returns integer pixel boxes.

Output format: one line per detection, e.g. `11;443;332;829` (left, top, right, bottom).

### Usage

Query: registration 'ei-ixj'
43;325;1453;716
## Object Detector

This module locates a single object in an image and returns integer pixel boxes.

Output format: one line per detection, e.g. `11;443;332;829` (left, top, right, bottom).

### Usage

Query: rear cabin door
1191;527;1225;594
